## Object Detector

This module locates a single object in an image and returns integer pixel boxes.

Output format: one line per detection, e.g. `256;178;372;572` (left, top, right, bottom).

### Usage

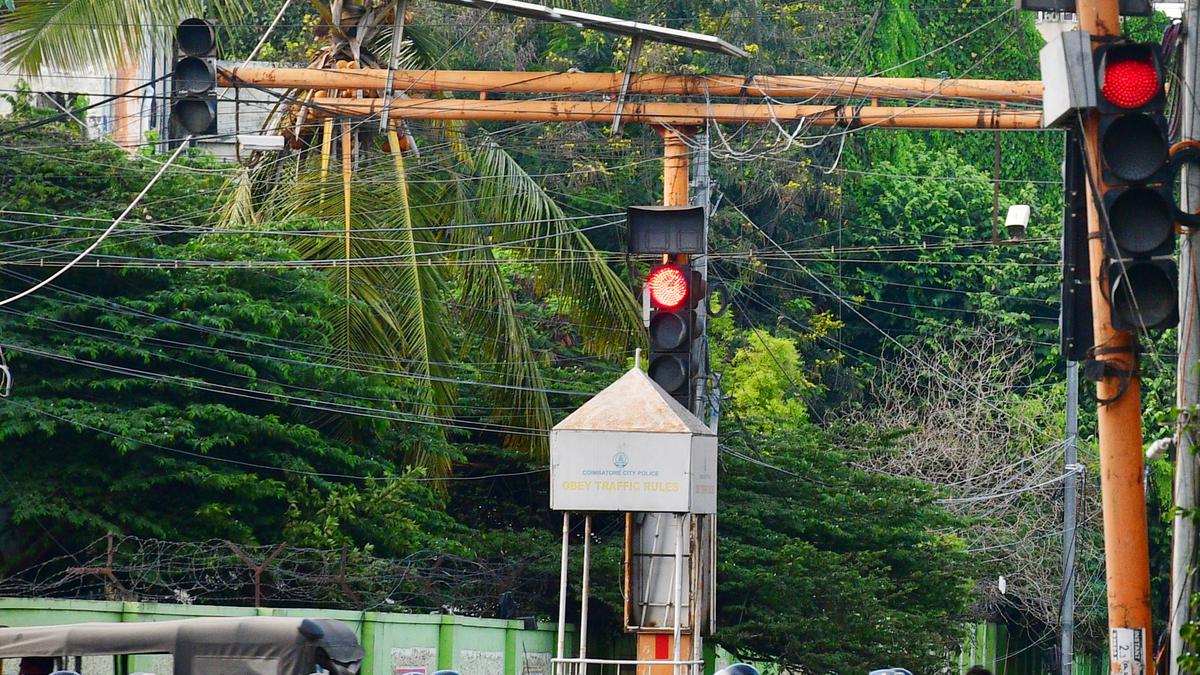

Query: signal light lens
648;312;688;351
175;56;216;94
1100;114;1167;183
647;265;689;309
172;99;216;134
176;18;216;57
1111;261;1178;331
1108;187;1174;256
648;355;688;393
1102;56;1160;109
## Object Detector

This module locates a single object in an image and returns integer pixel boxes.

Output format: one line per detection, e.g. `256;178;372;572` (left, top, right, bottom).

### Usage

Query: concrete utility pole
1062;361;1079;675
691;131;711;422
1074;1;1155;673
1171;0;1200;671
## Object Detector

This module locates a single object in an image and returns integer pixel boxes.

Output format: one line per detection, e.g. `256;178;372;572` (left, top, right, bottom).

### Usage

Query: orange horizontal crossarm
220;66;1043;104
300;97;1043;130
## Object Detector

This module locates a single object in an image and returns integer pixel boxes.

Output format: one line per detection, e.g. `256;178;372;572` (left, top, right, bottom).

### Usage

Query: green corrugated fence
0;599;1111;675
0;598;574;675
958;622;1105;675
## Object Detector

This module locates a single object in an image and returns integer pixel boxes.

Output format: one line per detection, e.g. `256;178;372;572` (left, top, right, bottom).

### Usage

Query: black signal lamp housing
1109;259;1178;332
1098;113;1170;184
1102;186;1176;259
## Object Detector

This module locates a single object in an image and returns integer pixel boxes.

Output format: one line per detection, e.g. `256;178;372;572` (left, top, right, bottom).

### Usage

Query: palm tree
0;0;642;469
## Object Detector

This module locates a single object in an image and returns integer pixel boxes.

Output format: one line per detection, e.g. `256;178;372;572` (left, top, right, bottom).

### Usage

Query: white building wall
1034;2;1183;42
0;38;276;162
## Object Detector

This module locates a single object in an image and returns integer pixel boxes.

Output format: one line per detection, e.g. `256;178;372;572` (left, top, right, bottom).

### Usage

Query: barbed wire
0;535;558;616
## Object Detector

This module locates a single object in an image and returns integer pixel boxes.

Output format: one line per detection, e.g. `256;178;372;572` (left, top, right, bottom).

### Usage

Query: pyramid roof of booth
552;367;714;435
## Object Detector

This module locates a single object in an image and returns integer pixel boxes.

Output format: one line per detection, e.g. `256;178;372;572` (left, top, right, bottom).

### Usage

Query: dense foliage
3;0;1193;671
0;105;978;672
0;123;461;569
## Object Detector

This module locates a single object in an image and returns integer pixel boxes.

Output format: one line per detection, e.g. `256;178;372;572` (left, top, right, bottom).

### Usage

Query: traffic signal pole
632;126;703;675
1075;0;1155;672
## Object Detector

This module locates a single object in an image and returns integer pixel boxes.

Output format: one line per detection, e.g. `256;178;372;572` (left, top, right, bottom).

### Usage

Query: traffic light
628;205;706;409
646;262;698;407
1094;42;1178;332
171;18;218;137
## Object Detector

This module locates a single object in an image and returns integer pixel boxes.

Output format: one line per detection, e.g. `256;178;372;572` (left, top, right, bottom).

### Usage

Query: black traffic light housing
646;263;701;408
1093;41;1178;333
628;206;705;255
171;18;218;137
629;205;707;409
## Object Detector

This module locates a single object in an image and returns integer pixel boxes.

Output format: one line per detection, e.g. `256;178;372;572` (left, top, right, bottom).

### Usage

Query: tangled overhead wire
0;535;561;615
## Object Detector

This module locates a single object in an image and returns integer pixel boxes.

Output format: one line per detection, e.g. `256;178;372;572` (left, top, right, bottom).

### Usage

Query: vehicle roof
0;616;363;675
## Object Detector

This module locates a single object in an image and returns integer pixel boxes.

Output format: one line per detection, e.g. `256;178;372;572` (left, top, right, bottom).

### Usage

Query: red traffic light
647;265;689;310
1101;55;1159;109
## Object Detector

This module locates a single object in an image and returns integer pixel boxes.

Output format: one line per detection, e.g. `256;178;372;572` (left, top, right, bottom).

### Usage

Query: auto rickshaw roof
0;616;364;675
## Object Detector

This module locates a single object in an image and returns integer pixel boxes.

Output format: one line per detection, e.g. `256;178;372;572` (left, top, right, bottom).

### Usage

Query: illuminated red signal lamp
1095;43;1166;114
1101;56;1159;109
647;265;689;310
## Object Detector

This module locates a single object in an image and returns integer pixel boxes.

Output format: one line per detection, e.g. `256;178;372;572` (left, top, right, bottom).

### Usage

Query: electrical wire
2;343;548;436
0;136;193;307
723;196;1061;443
0;267;607;396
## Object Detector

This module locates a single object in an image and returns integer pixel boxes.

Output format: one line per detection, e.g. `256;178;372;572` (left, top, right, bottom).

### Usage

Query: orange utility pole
1075;0;1155;672
298;97;1042;129
661;129;692;209
220;66;1044;103
218;66;1046;132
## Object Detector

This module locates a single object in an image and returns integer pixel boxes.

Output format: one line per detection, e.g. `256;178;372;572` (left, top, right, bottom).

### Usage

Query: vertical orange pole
660;128;691;208
1075;1;1155;673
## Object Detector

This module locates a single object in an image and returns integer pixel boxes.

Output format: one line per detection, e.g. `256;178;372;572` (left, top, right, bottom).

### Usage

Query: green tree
726;329;812;429
0;0;642;474
0;231;462;571
715;320;973;672
837;140;1057;355
716;426;973;675
0;119;468;570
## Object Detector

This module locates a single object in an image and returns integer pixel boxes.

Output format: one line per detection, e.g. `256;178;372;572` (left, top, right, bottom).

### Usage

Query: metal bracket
611;36;643;137
1082;359;1107;382
642;284;651;328
1082;358;1137;382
